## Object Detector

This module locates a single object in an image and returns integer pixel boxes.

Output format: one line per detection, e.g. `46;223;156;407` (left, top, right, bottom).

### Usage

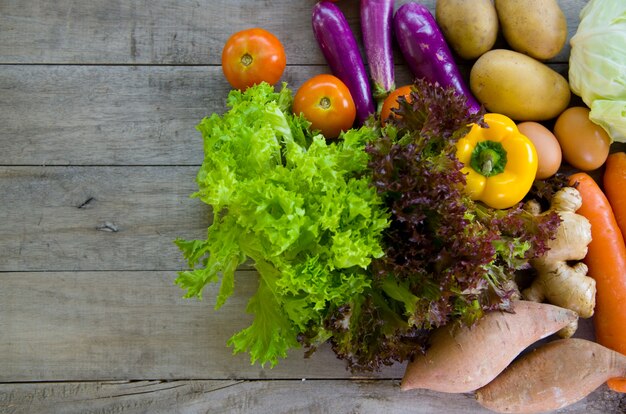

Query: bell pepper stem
470;141;507;177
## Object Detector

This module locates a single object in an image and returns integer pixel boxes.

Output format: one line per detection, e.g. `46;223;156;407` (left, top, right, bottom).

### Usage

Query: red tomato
221;28;286;90
380;85;413;125
293;74;356;139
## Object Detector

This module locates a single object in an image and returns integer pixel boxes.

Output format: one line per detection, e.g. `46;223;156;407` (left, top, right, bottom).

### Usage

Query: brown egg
554;107;611;171
518;122;562;179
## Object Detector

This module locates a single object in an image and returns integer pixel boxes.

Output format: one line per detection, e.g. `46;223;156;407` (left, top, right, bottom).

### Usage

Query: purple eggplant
312;1;375;125
393;3;481;114
361;0;395;107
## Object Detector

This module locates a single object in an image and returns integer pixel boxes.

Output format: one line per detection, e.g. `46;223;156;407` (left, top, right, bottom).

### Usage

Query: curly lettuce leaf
175;83;389;368
338;79;562;369
227;259;300;368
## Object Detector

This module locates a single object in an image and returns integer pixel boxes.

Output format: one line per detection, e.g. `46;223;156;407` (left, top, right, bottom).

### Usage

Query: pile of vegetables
177;0;626;412
175;78;561;371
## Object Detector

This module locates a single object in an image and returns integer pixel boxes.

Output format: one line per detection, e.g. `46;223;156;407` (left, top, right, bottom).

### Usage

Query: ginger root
523;186;596;338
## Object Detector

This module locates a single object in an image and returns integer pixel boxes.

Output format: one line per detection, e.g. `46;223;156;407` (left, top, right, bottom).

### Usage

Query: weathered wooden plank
0;0;586;65
1;379;623;414
0;166;210;271
9;131;614;275
0;64;575;167
0;65;326;166
0;271;405;382
0;64;224;166
0;64;417;166
0;268;596;382
0;269;597;382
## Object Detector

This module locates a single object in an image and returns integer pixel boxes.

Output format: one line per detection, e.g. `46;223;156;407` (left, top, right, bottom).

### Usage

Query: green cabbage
569;0;626;142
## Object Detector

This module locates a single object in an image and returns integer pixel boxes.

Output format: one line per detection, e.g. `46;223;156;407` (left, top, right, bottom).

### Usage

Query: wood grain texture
0;269;596;382
0;65;414;166
0;0;586;65
0;64;574;167
3;0;623;412
0;270;404;382
0;65;218;166
1;380;623;414
0;166;210;271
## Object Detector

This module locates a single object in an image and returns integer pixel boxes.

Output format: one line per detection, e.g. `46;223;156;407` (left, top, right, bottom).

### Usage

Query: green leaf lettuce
175;83;389;367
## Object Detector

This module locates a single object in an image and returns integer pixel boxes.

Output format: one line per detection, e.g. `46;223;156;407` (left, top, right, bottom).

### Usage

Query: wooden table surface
1;0;625;412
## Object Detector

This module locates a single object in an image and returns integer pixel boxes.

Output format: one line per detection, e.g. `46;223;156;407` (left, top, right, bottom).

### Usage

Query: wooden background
1;0;625;412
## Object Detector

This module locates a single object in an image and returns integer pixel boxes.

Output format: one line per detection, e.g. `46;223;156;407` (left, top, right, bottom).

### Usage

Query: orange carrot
569;172;626;393
604;152;626;243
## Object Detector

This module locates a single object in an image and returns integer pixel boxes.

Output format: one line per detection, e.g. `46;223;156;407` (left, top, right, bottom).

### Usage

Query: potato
495;0;567;60
470;49;570;121
435;0;498;60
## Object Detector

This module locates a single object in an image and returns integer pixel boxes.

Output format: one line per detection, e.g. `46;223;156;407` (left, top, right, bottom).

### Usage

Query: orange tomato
221;28;286;90
380;85;413;125
293;74;356;138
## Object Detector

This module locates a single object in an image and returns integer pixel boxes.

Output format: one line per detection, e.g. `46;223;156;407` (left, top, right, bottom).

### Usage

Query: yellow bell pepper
455;113;538;209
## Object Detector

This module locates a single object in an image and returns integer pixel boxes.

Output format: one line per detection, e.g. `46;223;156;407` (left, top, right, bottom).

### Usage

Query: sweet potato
400;301;578;393
476;338;626;413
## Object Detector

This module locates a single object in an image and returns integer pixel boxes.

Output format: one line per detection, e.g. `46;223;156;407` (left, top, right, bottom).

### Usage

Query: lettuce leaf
175;83;389;367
